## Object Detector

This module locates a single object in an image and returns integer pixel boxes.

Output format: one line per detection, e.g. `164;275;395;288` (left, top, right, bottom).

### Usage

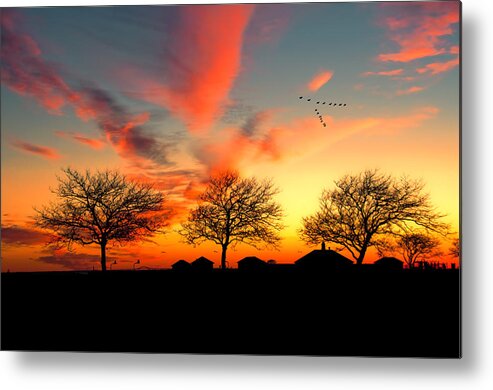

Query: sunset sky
1;2;460;272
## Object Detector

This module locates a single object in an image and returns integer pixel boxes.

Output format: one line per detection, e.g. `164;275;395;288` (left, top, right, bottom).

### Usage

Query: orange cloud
450;45;459;55
124;168;208;224
191;109;279;175
190;106;439;175
361;69;404;77
307;70;334;92
10;139;61;160
182;180;207;201
377;2;459;63
396;86;426;96
193;129;252;175
416;56;459;75
257;106;438;161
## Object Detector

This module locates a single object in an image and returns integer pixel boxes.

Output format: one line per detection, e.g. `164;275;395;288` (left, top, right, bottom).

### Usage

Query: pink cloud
396;76;417;82
385;16;410;31
396;86;426;96
361;69;404;77
55;131;106;149
10;139;61;160
377;2;459;63
307;70;334;92
1;10;170;166
72;135;105;149
416;56;459;75
122;5;255;134
70;88;170;164
0;10;77;115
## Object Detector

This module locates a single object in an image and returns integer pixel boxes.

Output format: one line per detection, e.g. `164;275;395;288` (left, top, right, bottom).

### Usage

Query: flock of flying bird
298;96;348;128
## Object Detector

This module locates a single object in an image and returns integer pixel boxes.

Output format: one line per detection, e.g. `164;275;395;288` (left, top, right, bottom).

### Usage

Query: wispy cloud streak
54;131;106;149
10;139;61;160
307;70;334;92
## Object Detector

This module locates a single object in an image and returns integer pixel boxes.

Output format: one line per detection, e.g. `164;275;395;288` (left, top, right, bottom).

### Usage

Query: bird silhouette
343;103;347;106
307;99;311;101
299;96;303;99
328;103;332;105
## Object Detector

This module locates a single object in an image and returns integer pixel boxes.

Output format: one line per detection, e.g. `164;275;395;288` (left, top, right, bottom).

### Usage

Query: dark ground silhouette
1;267;460;357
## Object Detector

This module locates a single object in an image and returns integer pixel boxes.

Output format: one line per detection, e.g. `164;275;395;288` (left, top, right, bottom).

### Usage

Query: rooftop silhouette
237;256;267;271
191;256;214;271
295;243;354;269
374;256;404;270
171;259;192;271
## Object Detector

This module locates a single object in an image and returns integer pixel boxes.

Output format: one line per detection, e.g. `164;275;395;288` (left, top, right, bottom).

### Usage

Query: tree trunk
100;240;107;272
221;245;228;270
357;244;369;265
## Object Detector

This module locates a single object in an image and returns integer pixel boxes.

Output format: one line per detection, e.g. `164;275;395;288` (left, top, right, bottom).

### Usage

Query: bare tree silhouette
299;169;449;265
396;232;441;269
179;171;284;269
449;237;460;258
35;168;169;271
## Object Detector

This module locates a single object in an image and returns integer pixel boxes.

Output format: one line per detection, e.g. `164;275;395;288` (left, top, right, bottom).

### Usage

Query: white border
2;0;493;389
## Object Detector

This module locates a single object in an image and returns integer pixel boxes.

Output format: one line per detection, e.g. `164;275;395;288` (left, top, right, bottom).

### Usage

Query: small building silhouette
237;256;267;271
374;257;404;270
171;259;191;271
295;244;353;270
191;256;214;271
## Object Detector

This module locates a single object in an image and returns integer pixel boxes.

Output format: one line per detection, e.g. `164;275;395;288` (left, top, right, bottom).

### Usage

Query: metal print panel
1;1;461;357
